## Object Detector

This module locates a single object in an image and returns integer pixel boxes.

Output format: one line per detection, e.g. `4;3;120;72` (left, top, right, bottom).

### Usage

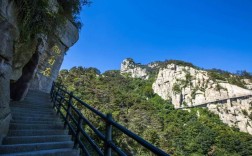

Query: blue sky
61;0;252;73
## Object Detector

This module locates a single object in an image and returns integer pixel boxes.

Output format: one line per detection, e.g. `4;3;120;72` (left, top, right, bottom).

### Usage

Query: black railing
50;82;169;156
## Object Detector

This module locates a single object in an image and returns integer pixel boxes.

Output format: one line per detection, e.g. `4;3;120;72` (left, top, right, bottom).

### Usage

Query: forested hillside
57;67;252;156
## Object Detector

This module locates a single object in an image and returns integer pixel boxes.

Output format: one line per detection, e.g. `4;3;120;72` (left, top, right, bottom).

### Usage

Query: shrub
215;84;225;91
173;83;182;94
208;69;228;81
191;86;199;99
228;77;246;88
249;113;252;120
14;0;90;42
242;110;248;116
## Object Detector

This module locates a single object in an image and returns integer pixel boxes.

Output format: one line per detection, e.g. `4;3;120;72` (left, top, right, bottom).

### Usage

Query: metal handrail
50;82;170;156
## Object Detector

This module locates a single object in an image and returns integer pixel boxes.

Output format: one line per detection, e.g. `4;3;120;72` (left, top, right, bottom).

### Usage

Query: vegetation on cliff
14;0;90;42
125;58;252;90
57;67;252;156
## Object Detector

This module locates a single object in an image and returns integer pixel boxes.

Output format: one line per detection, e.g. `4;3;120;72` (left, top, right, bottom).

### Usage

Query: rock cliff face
208;98;252;134
244;79;252;90
152;64;252;108
120;58;252;134
0;0;79;143
121;59;150;80
29;20;79;93
0;0;18;143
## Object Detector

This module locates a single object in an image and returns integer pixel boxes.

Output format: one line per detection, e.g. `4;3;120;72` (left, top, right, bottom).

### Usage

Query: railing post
104;114;113;156
74;115;83;148
50;82;54;100
53;85;61;108
56;88;65;115
65;92;73;128
57;92;63;115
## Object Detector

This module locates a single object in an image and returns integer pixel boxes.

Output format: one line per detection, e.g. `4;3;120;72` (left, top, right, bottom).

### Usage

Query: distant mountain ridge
121;58;252;134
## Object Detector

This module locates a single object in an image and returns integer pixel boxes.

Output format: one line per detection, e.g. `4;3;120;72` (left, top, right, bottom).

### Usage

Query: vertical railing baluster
74;115;83;148
65;92;73;128
53;85;61;108
50;82;54;100
57;89;64;115
104;114;113;156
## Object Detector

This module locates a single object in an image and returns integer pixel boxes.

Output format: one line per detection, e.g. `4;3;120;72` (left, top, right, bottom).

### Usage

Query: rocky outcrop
0;0;79;144
152;64;252;108
208;97;252;135
29;20;79;93
121;58;150;80
244;79;252;90
120;59;252;135
152;64;252;134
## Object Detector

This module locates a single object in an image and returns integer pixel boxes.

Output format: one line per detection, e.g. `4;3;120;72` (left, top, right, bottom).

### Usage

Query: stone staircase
0;91;79;156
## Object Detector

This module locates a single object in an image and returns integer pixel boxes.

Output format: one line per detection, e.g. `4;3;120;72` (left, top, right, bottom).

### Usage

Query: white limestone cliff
244;79;252;90
120;59;252;135
152;64;252;108
121;59;149;80
208;98;252;134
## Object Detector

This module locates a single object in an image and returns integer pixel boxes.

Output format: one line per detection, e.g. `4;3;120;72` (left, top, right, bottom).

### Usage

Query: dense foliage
207;69;251;88
158;60;199;69
14;0;90;42
57;67;252;156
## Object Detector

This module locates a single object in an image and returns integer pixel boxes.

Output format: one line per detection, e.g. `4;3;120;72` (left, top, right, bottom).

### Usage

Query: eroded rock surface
208;97;252;135
121;58;150;80
120;58;252;135
152;64;252;108
0;0;18;144
0;0;79;143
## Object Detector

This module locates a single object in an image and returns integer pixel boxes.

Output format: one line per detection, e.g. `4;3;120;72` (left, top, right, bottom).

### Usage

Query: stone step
10;108;55;114
10;110;55;115
11;101;51;105
25;95;50;98
25;94;50;98
27;91;49;95
21;101;52;105
12;113;58;119
11;105;52;108
0;148;79;156
10;105;52;109
11;120;64;125
11;118;62;124
1;90;79;155
12;100;51;103
0;141;74;154
3;135;72;145
9;123;65;130
11;111;56;116
25;95;49;98
8;130;68;136
10;106;53;111
12;116;61;122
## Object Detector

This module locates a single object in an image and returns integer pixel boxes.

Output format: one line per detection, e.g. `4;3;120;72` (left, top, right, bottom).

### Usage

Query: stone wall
0;0;18;144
